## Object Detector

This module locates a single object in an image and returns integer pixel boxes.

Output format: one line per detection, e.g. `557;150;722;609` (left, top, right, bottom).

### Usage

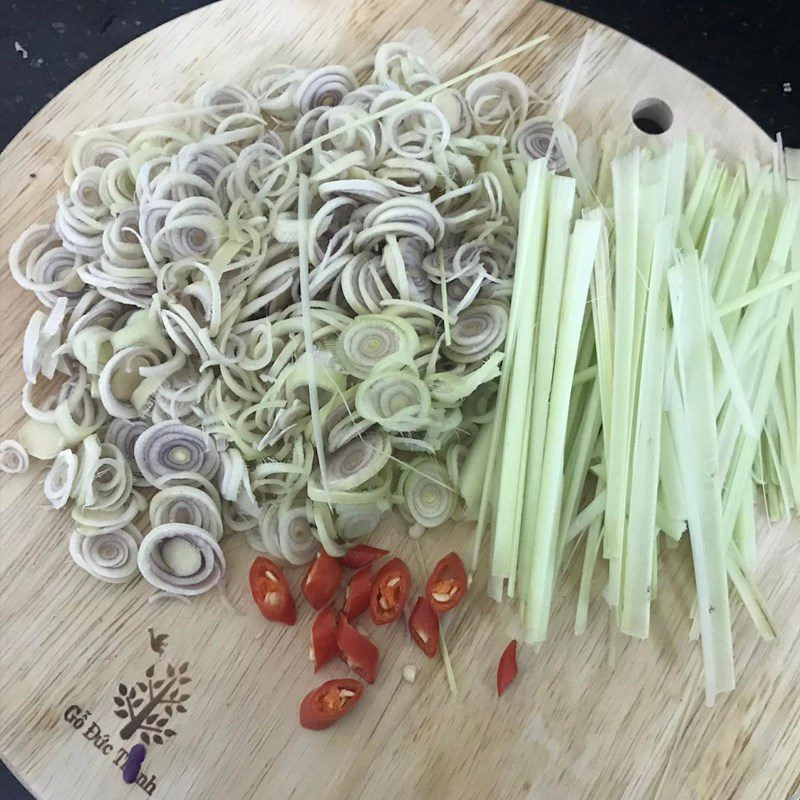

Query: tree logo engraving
113;662;191;746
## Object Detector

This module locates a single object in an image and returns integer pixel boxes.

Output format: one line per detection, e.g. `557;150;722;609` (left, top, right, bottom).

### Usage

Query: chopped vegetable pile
1;35;797;722
482;136;799;704
3;39;553;587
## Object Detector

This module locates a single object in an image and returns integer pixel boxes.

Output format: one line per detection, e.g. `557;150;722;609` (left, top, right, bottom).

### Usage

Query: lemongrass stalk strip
565;487;607;543
513;174;576;597
717;270;800;317
708;287;758;441
297;173;331;504
564;315;596;457
721;294;793;535
478;159;547;582
604;149;640;562
557;380;601;558
668;254;735;705
733;476;757;570
726;546;777;640
716;256;796;478
619;219;671;638
658;412;687;540
575;516;604;636
522;218;601;643
714;173;770;309
589;215;614;455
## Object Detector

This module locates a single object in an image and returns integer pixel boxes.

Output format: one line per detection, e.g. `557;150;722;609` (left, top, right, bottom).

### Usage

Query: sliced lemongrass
0;440;29;474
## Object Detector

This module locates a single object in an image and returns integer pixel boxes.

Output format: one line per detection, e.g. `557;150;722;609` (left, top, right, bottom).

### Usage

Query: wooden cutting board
1;2;797;799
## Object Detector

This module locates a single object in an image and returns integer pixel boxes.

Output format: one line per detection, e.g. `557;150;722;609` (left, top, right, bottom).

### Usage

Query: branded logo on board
113;661;192;746
61;629;191;795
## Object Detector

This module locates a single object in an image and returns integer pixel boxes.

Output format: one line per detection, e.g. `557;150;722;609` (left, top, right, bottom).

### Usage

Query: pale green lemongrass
522;218;601;642
668;254;735;705
513;174;576;596
484;159;551;600
620;218;671;638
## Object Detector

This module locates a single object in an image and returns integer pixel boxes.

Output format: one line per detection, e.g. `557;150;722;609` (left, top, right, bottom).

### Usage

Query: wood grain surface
0;2;797;799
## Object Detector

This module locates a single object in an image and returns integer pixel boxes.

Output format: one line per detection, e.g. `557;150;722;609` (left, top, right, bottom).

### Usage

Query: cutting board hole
632;98;673;134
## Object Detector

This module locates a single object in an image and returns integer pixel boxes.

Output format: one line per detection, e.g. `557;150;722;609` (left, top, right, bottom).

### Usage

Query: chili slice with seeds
299;678;363;730
248;557;296;625
311;604;338;671
497;639;518;696
425;551;468;613
408;596;440;658
341;544;389;569
302;549;342;610
369;557;411;625
336;614;379;684
343;565;371;621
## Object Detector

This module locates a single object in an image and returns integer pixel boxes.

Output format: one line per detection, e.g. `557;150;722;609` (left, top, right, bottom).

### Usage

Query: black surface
0;1;797;798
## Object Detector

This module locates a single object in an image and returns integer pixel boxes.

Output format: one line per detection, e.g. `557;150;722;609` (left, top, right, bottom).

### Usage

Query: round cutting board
1;2;797;799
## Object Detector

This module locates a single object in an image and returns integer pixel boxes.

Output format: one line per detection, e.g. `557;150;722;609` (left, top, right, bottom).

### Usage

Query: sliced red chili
336;614;379;684
341;544;389;569
425;551;468;613
248;557;296;625
311;604;338;671
497;640;518;697
299;678;363;730
408;597;440;658
343;565;371;622
302;549;342;610
369;557;411;625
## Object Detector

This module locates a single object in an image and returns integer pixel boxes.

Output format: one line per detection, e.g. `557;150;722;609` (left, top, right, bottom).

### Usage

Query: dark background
0;0;798;797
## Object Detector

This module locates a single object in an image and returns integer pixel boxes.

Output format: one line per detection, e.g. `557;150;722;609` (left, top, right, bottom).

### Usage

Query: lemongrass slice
325;432;392;491
465;72;529;135
218;448;259;517
70;524;142;583
0;440;29;474
23;296;69;383
311;501;348;557
104;418;148;485
44;449;78;508
277;505;318;565
150;486;223;541
336;314;420;379
247;504;284;559
72;490;145;536
134;421;219;486
355;370;432;433
137;522;225;596
17;418;66;460
513;117;576;173
98;346;164;419
398;457;457;528
335;503;385;541
307;466;393;506
442;299;509;363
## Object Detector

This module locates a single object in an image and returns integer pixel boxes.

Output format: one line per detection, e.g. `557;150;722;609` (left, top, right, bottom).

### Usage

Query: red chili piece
497;640;518;697
369;557;411;625
302;549;342;610
425;551;468;613
336;614;379;684
341;544;389;569
248;557;296;625
343;566;371;621
408;597;440;658
311;604;338;671
299;678;363;730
